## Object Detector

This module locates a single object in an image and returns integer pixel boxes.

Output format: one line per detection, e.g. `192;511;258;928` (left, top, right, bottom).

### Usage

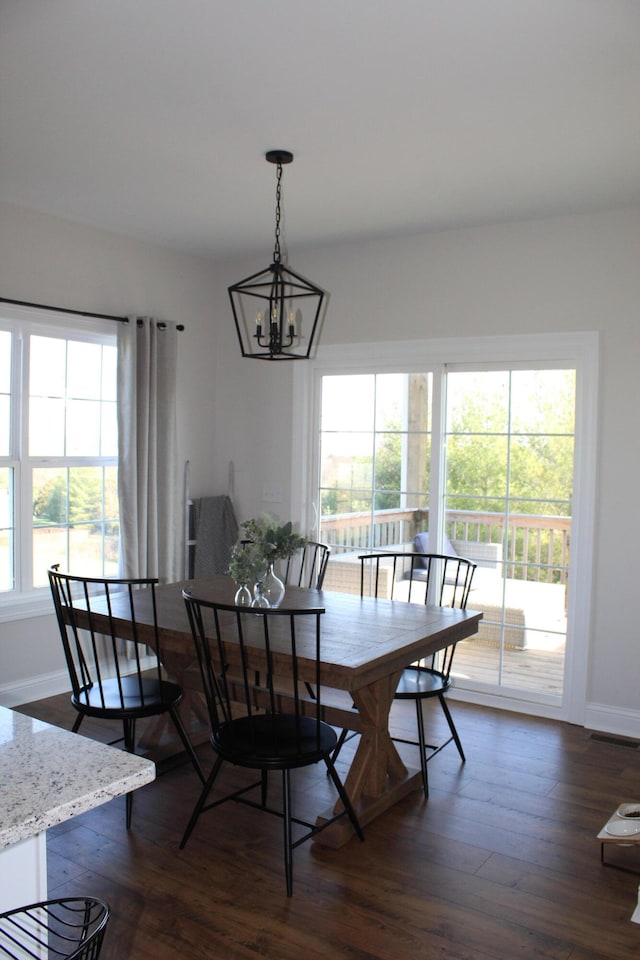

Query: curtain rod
0;297;184;330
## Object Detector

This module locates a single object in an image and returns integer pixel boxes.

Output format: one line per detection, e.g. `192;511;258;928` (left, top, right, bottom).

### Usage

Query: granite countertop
0;705;156;848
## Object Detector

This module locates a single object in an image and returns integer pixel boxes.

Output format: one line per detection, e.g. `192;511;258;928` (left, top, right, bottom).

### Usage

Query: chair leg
324;757;364;842
121;718;136;828
261;769;268;807
330;727;350;766
282;769;294;897
438;693;465;762
125;791;133;829
169;706;205;783
180;754;224;849
415;700;429;797
71;712;83;734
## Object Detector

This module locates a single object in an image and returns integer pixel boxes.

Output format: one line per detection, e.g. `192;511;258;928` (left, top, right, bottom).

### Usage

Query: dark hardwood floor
14;693;640;959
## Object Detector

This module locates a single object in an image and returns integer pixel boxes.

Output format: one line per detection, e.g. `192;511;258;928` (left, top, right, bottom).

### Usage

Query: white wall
210;207;640;734
0;201;221;702
1;201;639;736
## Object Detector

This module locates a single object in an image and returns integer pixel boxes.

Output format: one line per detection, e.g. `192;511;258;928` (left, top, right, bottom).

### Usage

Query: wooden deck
454;635;565;696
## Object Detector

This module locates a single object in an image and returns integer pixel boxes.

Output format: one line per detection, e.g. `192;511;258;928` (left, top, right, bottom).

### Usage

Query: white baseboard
0;656;160;710
584;702;640;741
451;687;640;740
0;670;70;708
449;686;566;722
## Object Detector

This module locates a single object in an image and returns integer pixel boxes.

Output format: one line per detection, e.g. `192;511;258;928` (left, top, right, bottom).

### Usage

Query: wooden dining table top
77;574;483;844
117;575;483;692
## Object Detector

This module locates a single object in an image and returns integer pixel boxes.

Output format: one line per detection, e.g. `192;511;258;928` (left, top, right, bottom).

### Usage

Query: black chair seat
394;666;451;699
73;677;183;719
215;714;338;768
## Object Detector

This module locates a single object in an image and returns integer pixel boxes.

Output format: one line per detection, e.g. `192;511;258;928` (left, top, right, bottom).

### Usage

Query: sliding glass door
315;364;575;707
444;368;574;703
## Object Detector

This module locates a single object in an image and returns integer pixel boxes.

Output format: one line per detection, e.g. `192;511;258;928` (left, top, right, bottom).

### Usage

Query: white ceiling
2;0;640;260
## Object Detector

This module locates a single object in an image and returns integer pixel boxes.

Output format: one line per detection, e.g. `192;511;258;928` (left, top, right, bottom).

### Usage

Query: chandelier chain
273;162;283;263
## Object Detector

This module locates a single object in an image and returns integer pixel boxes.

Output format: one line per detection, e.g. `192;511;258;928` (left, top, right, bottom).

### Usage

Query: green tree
69;469;103;523
33;468;111;529
33;474;67;524
373;429;401;510
445;371;575;515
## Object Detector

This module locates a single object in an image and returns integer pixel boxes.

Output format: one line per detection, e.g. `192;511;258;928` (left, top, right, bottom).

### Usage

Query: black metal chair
48;566;205;828
281;541;330;589
0;897;110;960
334;551;476;797
281;541;330;699
179;591;364;896
368;552;476;794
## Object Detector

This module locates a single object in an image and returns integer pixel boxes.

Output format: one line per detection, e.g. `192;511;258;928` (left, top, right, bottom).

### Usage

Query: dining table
80;575;482;846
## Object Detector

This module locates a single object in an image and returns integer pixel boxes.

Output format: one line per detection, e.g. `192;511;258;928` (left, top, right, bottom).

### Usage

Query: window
293;333;598;723
0;306;118;601
319;373;432;547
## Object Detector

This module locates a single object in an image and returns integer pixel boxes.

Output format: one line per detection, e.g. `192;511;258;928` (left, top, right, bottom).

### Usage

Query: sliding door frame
292;332;599;724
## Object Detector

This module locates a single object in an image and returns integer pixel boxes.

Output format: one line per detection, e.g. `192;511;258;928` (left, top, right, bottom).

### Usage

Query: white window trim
292;331;599;726
0;303;117;614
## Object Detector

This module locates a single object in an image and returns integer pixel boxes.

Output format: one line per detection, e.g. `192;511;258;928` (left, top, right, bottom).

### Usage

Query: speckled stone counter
0;705;155;911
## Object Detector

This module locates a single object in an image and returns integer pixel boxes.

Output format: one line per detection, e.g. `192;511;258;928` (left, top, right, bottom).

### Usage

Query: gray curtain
117;318;180;582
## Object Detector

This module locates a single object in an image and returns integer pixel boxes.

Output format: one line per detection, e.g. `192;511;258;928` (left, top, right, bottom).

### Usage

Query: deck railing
320;508;570;585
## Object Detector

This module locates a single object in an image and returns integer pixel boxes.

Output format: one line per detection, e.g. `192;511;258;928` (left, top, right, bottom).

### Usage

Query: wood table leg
138;653;209;751
315;669;422;847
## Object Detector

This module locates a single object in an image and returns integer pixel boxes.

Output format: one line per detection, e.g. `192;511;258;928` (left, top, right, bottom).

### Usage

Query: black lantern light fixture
228;150;325;360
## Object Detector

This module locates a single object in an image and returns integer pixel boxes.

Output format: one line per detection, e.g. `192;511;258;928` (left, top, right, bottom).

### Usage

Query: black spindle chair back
48;565;204;827
180;591;364;895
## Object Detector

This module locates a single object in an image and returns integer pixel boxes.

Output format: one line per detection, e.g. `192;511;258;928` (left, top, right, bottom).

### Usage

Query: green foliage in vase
227;540;269;586
227;515;306;586
241;515;306;562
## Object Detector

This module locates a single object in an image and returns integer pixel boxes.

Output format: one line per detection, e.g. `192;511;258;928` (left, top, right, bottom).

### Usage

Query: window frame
0;304;118;621
292;332;599;726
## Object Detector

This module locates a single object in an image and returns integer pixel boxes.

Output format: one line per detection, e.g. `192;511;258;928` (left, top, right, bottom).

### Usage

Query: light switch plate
262;483;283;503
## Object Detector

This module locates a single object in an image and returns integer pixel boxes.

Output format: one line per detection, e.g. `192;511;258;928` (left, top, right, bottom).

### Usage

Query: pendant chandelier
228;150;325;360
